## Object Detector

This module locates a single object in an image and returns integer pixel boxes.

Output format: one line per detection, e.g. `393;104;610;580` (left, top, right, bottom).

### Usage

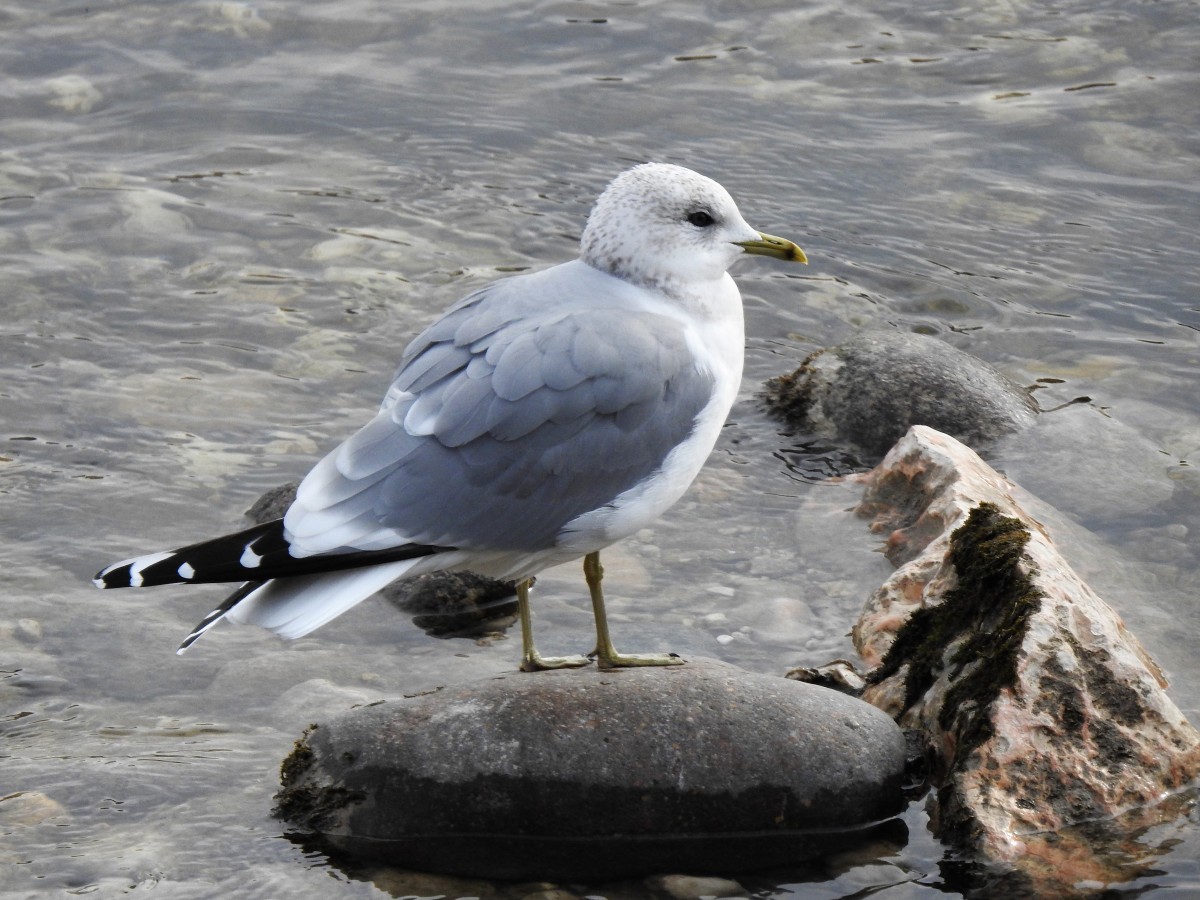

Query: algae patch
279;723;319;789
274;723;365;832
761;348;825;427
868;503;1043;763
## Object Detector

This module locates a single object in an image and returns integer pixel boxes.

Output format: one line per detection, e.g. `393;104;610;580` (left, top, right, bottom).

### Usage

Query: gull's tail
176;557;429;653
93;519;449;589
93;519;454;651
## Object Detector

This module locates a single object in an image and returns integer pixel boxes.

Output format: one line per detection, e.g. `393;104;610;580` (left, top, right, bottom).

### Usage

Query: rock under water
764;331;1038;458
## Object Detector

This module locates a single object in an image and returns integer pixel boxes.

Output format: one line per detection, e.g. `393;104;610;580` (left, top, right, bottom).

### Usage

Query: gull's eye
686;210;716;228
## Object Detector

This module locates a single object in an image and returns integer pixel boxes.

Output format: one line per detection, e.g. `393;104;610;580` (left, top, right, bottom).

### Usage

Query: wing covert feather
286;266;717;555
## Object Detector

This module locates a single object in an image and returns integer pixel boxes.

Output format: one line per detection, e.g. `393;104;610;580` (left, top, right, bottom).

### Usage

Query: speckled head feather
580;163;761;293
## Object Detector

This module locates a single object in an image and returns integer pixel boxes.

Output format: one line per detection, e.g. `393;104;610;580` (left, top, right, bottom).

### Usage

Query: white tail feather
225;559;421;639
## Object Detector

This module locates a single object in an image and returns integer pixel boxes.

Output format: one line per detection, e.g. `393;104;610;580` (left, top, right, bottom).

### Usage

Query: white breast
556;273;745;553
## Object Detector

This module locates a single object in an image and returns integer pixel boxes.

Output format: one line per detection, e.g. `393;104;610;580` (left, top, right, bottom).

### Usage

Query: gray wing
285;269;716;555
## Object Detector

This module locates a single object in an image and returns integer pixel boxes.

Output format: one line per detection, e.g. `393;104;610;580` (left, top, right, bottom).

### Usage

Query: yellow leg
585;551;684;669
516;578;590;672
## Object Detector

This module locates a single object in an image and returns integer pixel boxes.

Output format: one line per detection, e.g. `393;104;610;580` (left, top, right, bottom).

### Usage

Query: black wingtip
96;519;454;592
177;581;265;653
93;560;139;589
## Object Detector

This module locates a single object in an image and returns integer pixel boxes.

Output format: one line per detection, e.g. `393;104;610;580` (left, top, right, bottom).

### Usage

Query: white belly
556;276;745;554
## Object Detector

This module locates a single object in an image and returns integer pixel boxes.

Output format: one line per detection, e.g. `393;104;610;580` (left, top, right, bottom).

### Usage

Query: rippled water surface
3;1;1199;897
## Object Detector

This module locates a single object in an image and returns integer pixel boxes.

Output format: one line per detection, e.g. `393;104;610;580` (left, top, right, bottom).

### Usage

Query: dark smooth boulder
764;331;1038;457
275;658;908;880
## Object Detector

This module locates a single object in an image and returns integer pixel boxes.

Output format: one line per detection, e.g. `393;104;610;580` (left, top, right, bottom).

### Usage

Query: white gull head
579;163;803;295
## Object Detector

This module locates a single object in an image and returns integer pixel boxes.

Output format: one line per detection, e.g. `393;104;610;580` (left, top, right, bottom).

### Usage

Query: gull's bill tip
735;232;807;264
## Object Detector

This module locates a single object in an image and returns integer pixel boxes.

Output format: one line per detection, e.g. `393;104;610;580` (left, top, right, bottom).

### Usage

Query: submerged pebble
0;791;68;828
646;873;748;899
44;75;102;113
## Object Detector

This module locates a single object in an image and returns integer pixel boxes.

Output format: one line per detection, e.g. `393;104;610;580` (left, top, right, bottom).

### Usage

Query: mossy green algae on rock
869;503;1042;766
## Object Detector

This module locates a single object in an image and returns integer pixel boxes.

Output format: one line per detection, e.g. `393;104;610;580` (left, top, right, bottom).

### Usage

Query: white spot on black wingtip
239;543;262;569
178;562;196;580
128;551;173;587
94;557;137;588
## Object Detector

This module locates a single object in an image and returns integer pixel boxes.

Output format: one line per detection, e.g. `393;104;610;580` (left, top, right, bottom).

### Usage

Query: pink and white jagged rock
851;426;1200;892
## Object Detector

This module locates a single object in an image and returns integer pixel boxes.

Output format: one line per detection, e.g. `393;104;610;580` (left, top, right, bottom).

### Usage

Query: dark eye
687;210;716;228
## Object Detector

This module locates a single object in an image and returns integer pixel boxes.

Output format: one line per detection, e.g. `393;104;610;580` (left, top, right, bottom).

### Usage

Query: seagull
94;163;806;671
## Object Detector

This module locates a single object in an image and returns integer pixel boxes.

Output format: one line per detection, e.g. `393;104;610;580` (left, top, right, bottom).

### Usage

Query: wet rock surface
385;570;519;638
764;331;1038;458
275;658;907;881
850;426;1200;894
244;480;301;524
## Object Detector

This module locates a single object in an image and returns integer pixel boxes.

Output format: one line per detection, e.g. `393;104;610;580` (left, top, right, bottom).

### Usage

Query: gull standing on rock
94;163;807;670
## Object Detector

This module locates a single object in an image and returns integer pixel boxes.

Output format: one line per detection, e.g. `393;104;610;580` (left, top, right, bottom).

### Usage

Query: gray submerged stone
764;331;1038;457
275;658;907;880
245;480;299;523
384;570;519;637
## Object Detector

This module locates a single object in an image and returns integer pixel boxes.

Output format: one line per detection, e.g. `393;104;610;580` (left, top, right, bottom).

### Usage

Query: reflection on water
3;0;1199;896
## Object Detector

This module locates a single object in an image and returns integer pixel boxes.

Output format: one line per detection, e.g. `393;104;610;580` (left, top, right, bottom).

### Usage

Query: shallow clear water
2;1;1198;896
